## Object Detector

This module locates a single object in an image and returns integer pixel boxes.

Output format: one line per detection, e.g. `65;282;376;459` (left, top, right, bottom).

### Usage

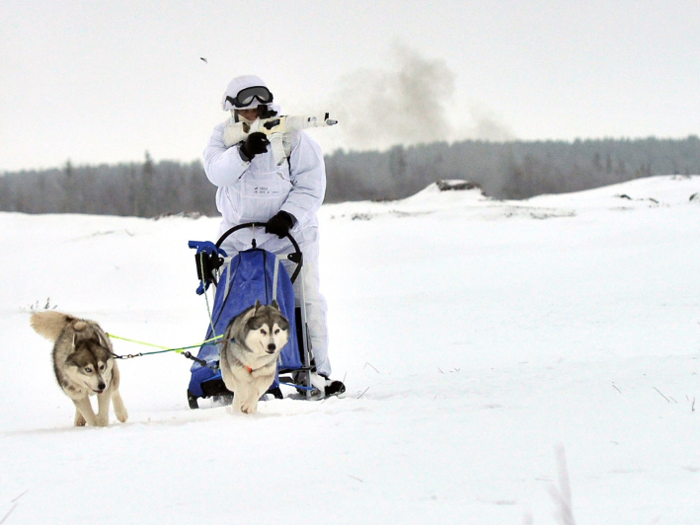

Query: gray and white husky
30;311;128;427
219;300;290;414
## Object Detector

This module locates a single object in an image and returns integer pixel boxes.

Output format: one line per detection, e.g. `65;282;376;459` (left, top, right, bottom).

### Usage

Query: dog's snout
266;343;276;353
98;382;106;391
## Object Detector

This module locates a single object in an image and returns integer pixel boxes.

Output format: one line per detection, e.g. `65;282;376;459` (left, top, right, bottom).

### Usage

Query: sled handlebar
215;222;303;283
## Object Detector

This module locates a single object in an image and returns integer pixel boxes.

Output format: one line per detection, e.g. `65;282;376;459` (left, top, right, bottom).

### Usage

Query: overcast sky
1;0;699;172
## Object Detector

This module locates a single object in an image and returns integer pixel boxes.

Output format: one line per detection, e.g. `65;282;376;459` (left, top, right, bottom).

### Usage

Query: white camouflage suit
202;76;332;377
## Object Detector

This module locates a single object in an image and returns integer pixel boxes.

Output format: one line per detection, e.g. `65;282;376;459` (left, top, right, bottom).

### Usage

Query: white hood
221;74;271;111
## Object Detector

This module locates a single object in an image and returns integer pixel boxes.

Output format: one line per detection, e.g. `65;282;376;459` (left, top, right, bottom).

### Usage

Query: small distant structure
200;57;208;64
435;179;483;193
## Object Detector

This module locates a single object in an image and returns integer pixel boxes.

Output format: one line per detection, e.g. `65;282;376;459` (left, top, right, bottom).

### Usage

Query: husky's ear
254;299;262;313
96;330;111;350
271;299;280;310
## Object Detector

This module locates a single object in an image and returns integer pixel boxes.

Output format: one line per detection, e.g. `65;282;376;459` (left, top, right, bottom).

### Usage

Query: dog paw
240;402;258;414
115;409;128;423
96;417;109;427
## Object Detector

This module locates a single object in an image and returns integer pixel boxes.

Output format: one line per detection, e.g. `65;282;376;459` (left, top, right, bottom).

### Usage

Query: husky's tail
30;311;77;342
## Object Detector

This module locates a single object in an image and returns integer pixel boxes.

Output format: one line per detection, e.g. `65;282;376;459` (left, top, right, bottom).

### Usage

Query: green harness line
107;333;223;359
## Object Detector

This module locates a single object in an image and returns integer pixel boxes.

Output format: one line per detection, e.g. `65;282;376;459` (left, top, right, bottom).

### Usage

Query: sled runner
186;223;315;409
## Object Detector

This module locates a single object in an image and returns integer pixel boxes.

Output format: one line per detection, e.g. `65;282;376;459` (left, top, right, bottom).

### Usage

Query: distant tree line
324;135;700;202
0;153;215;217
2;136;699;217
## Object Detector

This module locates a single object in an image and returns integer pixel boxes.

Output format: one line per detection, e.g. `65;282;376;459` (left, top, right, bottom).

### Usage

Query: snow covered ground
1;175;699;524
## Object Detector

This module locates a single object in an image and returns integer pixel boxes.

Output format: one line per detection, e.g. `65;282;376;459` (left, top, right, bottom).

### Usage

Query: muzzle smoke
328;43;514;151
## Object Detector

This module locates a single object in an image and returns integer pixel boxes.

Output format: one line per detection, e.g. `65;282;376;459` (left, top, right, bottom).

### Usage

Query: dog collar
246;365;253;373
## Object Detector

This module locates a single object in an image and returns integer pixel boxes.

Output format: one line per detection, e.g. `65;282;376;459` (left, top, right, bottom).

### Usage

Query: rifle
223;113;338;165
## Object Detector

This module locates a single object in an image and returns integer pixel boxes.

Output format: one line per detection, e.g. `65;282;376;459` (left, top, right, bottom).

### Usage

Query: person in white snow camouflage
203;74;344;397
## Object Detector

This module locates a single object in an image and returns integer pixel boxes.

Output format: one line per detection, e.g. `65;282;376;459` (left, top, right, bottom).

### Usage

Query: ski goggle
225;86;274;109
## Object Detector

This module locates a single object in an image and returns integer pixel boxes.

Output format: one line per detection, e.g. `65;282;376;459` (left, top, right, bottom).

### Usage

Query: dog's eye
85;367;93;373
260;329;267;335
99;364;105;371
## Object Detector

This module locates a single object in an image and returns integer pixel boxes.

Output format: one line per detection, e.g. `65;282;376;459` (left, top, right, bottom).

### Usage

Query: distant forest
2;136;699;217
